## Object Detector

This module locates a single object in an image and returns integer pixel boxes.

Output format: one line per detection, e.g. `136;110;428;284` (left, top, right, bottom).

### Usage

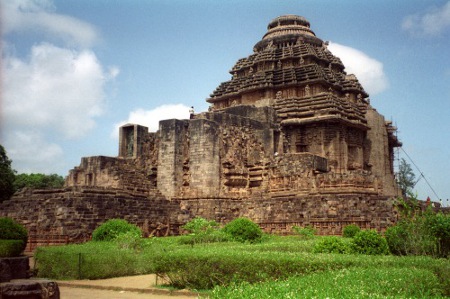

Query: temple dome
254;15;322;51
263;15;316;40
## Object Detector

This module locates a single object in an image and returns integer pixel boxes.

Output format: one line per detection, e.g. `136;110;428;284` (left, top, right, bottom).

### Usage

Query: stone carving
305;84;311;96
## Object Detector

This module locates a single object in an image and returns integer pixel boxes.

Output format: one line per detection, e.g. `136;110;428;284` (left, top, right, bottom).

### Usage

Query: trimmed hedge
0;217;28;254
0;240;25;257
352;230;389;255
92;219;141;242
223;218;262;243
342;224;361;238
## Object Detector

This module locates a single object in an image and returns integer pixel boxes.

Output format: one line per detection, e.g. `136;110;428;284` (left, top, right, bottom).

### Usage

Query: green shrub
385;222;414;255
0;217;28;253
35;242;153;280
115;231;143;251
0;240;25;257
292;225;316;239
178;230;230;245
92;219;141;242
182;217;219;234
342;224;360;238
386;198;449;257
426;212;450;258
352;230;389;255
179;217;229;245
313;236;351;254
223;218;262;243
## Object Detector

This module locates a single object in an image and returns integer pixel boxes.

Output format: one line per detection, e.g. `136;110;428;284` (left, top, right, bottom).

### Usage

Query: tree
397;158;416;197
0;145;16;203
13;173;65;191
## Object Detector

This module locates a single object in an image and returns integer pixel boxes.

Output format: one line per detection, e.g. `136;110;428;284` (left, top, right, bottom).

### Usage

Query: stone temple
1;15;402;247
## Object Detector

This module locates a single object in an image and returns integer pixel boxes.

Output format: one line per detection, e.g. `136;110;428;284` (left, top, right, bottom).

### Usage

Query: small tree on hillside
397;158;416;197
0;145;16;203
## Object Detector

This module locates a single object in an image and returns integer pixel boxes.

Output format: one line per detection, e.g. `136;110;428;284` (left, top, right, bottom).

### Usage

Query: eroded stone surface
0;279;59;299
0;257;29;283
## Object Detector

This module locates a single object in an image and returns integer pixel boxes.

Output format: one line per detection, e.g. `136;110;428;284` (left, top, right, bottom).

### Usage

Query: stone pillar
188;119;220;197
157;119;189;198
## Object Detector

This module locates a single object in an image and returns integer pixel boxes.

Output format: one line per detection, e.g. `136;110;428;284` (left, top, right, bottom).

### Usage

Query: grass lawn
35;235;450;298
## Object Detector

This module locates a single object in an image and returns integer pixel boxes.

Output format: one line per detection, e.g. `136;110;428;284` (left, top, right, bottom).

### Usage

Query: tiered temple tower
208;15;399;175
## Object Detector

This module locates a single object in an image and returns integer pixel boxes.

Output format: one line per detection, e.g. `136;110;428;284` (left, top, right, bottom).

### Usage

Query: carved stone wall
0;187;397;250
175;193;396;235
0;188;178;248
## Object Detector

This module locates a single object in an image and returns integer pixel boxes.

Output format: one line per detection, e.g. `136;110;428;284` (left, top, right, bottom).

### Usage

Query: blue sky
1;0;449;205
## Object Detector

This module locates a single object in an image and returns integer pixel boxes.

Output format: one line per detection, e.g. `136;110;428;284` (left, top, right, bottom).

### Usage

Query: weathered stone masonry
1;15;404;247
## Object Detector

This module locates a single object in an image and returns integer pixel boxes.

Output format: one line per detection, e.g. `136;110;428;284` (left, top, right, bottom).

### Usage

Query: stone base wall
0;187;179;251
175;193;397;235
0;187;398;251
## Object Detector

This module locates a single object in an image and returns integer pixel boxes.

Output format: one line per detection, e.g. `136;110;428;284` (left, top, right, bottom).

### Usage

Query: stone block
0;279;59;299
0;257;29;283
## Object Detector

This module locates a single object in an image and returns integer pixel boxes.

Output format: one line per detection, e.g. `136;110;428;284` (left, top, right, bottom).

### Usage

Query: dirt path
55;274;200;299
59;286;200;299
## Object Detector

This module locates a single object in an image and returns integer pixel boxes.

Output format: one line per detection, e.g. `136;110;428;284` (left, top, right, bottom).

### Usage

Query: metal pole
78;253;82;280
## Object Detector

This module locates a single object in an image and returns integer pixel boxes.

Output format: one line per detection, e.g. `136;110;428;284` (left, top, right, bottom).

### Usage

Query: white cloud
328;42;389;95
0;0;118;175
402;1;450;36
4;130;64;174
112;104;191;139
3;43;108;139
2;0;98;47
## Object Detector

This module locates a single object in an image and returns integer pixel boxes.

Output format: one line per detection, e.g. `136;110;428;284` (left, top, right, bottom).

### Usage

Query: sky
1;0;449;205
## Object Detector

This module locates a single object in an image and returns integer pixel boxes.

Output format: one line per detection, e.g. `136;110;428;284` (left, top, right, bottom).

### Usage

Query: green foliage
352;230;390;255
223;218;262;243
115;231;143;251
153;247;352;290
35;242;156;279
13;173;65;190
0;217;28;253
313;236;352;254
210;267;445;299
0;240;25;257
397;158;416;196
385;224;409;255
342;224;361;238
292;225;316;239
34;235;450;296
387;196;450;257
0;145;16;202
179;217;230;245
427;212;450;257
92;219;141;242
182;217;219;234
178;230;230;246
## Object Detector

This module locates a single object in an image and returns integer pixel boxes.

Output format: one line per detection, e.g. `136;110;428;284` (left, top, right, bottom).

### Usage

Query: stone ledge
0;279;59;299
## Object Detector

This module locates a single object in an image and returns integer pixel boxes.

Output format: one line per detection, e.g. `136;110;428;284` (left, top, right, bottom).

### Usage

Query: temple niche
2;15;405;245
